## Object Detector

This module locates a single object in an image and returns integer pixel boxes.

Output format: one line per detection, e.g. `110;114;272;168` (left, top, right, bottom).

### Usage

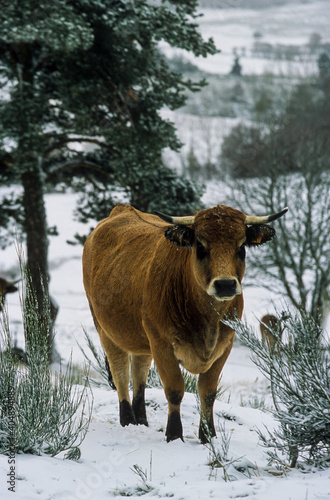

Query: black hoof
198;420;216;444
120;400;137;426
132;387;148;426
137;417;149;426
166;411;183;442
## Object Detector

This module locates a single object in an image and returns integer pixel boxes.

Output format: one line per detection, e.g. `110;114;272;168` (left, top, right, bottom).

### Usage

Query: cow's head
154;204;287;302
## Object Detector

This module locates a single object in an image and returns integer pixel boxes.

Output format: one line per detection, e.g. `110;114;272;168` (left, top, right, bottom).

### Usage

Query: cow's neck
154;244;239;342
168;254;231;330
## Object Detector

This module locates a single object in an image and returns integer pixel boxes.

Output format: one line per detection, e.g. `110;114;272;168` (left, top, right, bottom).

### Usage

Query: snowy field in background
161;0;330;172
161;1;330;76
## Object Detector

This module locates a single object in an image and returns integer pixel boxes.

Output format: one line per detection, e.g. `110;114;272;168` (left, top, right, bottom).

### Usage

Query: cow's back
82;204;167;353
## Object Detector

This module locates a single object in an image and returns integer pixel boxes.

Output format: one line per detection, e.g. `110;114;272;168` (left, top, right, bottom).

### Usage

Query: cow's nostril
213;279;237;298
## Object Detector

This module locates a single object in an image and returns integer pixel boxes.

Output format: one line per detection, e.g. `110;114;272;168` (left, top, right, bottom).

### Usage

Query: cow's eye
237;245;246;260
196;240;209;260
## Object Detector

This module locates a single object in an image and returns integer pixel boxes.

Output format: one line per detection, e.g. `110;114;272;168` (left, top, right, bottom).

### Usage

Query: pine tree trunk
21;168;54;362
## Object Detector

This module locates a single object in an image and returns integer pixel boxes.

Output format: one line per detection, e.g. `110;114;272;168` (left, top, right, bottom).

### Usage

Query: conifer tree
0;0;217;359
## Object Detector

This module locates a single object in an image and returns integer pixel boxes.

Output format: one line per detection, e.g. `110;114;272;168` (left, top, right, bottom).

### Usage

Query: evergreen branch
47;161;112;178
43;138;120;158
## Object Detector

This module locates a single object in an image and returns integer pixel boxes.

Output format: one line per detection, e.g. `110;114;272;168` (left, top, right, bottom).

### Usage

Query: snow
1;2;330;498
160;1;330;76
1;383;329;499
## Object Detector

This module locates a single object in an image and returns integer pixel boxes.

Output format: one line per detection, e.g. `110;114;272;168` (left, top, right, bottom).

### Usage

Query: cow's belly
95;303;151;355
172;340;228;375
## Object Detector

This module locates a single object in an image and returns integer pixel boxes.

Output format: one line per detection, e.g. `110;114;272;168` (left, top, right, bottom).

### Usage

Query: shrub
225;309;330;468
0;267;93;459
220;123;269;178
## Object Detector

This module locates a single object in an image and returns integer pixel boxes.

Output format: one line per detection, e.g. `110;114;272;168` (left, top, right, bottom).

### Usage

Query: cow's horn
153;210;195;225
245;207;288;225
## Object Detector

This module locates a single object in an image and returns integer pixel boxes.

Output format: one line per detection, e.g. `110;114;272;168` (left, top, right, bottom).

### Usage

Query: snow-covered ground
1;387;329;500
1;190;329;500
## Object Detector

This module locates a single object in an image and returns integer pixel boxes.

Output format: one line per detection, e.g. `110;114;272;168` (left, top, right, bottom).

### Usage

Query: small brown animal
0;277;20;311
260;314;283;352
83;203;287;443
0;277;27;363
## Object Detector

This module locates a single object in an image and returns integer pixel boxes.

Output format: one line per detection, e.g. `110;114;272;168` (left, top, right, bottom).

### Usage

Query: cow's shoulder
109;204;167;229
109;203;134;219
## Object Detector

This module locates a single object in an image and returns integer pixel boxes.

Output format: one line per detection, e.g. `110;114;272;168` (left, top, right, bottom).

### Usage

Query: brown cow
260;314;283;352
0;277;20;311
83;203;287;443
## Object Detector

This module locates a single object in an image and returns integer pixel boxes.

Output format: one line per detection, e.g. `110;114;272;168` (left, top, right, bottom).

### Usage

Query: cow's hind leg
99;331;136;426
131;354;152;425
198;336;234;443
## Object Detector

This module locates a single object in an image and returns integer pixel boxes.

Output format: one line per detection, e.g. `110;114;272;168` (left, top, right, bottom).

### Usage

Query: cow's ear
246;224;276;247
165;225;194;248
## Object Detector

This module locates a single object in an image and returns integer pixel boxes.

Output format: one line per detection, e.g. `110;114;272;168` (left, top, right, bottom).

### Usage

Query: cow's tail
104;354;117;390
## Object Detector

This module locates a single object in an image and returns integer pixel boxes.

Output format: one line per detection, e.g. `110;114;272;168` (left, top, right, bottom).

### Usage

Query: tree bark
21;168;55;362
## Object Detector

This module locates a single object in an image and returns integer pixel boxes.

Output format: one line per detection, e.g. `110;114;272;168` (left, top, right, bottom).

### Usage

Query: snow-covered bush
0;268;93;459
226;310;330;469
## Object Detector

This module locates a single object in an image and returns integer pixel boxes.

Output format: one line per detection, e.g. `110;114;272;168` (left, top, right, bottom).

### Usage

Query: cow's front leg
151;338;185;442
198;336;234;443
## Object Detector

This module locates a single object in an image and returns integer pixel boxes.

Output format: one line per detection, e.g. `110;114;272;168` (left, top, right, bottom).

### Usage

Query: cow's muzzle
207;278;241;301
